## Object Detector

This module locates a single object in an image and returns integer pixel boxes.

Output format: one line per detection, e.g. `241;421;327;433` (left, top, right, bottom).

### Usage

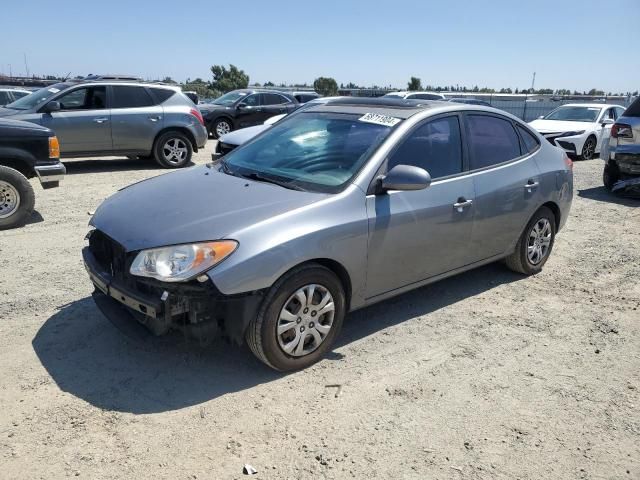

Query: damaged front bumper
82;246;263;345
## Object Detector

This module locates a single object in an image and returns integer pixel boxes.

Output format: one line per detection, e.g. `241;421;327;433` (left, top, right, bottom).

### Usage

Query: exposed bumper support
34;162;66;188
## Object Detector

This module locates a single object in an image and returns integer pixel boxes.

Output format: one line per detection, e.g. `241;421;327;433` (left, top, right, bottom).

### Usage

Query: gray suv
0;80;207;168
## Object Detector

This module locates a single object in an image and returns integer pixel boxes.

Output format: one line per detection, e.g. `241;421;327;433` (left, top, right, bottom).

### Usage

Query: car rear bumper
34;160;65;188
82;245;263;344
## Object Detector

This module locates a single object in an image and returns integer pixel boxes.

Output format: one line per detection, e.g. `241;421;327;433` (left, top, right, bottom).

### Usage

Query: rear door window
387;115;463;179
112;86;154;108
466;114;522;170
262;93;289;105
622;98;640;117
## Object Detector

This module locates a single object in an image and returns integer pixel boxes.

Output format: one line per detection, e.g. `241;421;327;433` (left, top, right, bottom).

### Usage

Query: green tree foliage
264;81;275;87
210;64;249;93
313;77;338;96
407;76;422;91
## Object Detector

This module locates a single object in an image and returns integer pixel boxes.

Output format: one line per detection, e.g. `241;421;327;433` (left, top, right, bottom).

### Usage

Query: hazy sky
3;0;639;92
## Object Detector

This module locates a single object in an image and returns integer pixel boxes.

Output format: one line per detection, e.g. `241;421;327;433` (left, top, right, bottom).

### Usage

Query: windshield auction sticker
359;112;401;127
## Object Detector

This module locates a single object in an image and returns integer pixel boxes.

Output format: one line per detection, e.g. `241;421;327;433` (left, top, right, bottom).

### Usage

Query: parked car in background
200;89;299;138
529;103;625;160
83;98;572;371
213;96;340;158
0;79;207;168
292;91;320;103
183;91;199;104
448;98;491;107
0;119;65;229
602;97;640;193
0;88;30;106
383;91;446;100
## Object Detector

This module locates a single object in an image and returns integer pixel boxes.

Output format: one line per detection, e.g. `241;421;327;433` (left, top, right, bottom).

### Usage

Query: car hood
90;165;329;252
219;124;270;146
529;119;592;133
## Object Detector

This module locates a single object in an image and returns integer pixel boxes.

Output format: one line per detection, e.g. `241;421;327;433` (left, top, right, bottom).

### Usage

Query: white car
383;91;446;101
529;103;626;160
0;88;30;106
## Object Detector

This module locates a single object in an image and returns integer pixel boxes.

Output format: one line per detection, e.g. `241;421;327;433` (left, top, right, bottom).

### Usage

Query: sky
3;0;640;93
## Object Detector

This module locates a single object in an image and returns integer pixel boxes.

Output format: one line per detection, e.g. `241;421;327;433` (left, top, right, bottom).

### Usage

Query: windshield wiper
240;172;306;191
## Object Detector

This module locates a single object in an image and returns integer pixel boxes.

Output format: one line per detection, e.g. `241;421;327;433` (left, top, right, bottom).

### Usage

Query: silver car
83;98;573;371
0;80;207;168
603;96;640;193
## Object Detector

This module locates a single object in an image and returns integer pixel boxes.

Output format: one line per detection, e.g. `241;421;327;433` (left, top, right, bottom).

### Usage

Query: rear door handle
524;180;539;192
148;115;162;122
93;117;109;124
453;198;473;212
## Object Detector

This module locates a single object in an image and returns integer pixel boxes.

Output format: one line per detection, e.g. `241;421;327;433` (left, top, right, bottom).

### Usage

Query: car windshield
544;106;601;122
212;91;249;106
4;83;69;110
222;112;397;193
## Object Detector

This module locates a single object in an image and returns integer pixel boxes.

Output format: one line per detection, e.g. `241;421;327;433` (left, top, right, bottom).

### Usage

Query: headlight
558;130;585;137
130;241;238;282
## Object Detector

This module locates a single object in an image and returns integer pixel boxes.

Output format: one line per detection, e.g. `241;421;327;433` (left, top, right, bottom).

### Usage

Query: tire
246;264;346;371
0;166;35;230
505;206;556;275
153;131;193;168
579;136;597;160
603;164;619;192
212;118;233;139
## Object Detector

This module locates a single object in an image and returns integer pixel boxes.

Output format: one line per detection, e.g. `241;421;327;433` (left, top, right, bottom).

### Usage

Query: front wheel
0;166;35;230
580;136;597;160
153;131;193;168
505;206;556;275
246;264;346;371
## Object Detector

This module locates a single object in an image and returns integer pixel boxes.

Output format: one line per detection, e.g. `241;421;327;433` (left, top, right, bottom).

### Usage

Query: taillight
564;153;573;170
611;123;633;139
49;136;60;158
190;108;204;125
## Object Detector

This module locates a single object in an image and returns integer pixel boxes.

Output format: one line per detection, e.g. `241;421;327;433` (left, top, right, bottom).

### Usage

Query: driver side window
57;86;106;110
387;116;463;179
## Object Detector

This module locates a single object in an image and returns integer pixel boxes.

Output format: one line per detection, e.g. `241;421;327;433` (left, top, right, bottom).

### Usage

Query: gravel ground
0;143;638;479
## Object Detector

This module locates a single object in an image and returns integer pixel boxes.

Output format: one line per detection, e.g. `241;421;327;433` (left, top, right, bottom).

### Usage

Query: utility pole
23;53;30;78
531;72;536;93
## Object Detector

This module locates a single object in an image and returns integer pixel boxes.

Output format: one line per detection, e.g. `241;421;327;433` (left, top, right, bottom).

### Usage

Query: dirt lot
0;142;638;479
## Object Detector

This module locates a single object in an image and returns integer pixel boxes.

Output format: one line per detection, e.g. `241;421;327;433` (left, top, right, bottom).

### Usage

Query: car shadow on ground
25;210;44;225
577;186;640;206
32;263;524;414
63;157;196;174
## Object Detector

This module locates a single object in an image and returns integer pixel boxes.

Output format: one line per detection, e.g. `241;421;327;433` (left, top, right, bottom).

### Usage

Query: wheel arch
153;127;198;153
0;158;34;178
540;201;561;231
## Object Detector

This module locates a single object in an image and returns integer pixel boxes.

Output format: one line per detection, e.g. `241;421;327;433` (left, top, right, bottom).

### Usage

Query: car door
235;93;262;128
464;113;542;262
365;114;476;298
596;107;616;150
109;85;162;154
261;93;292;122
40;85;112;155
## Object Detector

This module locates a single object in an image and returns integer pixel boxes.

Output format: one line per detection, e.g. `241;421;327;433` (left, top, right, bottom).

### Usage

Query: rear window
112;86;154;108
622;97;640;117
516;124;540;154
148;87;176;105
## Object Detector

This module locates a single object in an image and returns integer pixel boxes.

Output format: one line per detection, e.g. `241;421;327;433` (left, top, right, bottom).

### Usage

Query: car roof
301;97;449;119
559;103;613;108
385;91;444;96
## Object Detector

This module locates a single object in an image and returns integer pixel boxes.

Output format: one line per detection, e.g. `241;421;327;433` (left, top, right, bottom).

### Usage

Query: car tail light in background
611;123;633;139
49;136;60;158
564;153;573;170
190;108;204;125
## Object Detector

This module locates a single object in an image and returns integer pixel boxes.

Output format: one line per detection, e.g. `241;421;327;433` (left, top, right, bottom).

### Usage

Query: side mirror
379;165;431;192
237;102;248;110
43;101;61;113
601;118;614;126
538;115;545;119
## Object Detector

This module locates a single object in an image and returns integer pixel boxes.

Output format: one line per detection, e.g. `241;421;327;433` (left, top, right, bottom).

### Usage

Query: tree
407;77;422;91
162;76;177;84
264;81;275;87
210;64;249;93
313;77;338;96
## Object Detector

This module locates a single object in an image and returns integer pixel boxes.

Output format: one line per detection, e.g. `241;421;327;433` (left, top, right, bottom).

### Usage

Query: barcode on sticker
359;113;401;127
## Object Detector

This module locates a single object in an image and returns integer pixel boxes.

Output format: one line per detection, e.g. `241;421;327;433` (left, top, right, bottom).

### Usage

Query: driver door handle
453;198;473;212
524;180;539;192
93;117;109;124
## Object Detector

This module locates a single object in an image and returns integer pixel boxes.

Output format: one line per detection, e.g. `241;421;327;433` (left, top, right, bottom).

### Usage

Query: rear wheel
246;264;346;371
603;164;619;192
153;131;193;168
0;166;35;230
212;118;233;139
580;136;597;160
505;206;556;275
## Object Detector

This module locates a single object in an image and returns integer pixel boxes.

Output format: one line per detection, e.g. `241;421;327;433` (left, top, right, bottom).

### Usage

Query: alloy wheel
162;138;188;165
527;218;552;265
0;180;20;219
216;120;231;137
582;138;596;160
277;284;335;357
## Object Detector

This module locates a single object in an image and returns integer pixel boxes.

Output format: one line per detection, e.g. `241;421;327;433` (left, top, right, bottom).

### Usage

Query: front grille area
216;141;237;156
89;230;128;281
